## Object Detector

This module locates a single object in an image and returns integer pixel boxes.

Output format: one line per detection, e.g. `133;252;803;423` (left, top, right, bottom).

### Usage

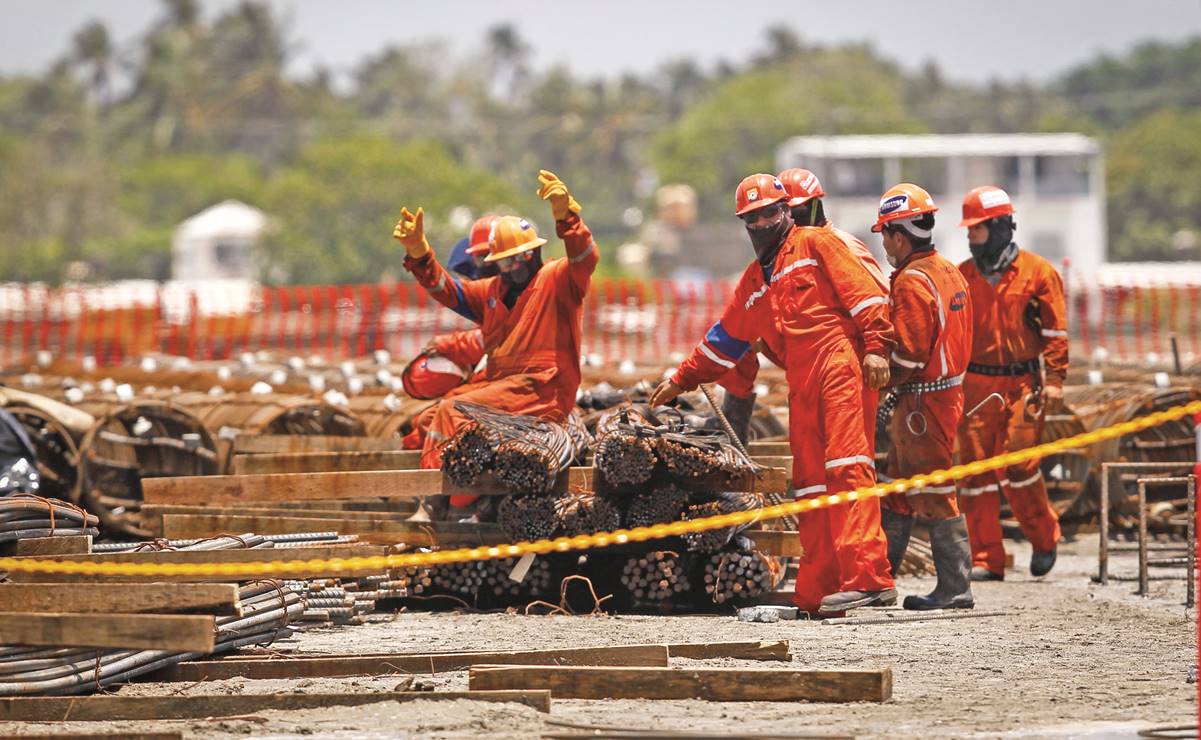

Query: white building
171;200;266;281
775;134;1105;271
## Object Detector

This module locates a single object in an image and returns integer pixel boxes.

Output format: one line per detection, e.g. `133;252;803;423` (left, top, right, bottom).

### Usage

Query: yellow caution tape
2;400;1199;579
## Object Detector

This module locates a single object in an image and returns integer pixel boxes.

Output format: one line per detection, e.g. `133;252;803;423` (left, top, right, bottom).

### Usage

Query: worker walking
956;186;1066;580
872;183;974;610
650;173;896;615
393;171;599;502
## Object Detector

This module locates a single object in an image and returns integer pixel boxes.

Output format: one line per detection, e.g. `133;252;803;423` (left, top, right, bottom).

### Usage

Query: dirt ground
1;536;1195;739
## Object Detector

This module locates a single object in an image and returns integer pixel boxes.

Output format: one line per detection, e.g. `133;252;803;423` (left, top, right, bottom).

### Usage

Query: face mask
745;208;793;265
970;216;1017;274
501;251;542;297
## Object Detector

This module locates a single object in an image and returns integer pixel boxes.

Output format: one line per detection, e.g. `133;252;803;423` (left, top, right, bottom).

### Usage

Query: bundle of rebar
626;483;690;529
702;544;782;605
555;492;622;537
497;494;559;542
593;406;659;489
621;550;691;602
443;402;586;493
681;492;762;553
0;494;99;543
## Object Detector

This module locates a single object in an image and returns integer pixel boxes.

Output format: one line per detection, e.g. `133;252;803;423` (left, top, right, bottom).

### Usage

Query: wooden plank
748;441;791;456
0;690;550;721
156;643;670;682
9;535;92;556
667;640;791;662
9;545;386;583
0;612;214;652
233;449;421;475
5;734;181;740
139;502;418;531
469;665;891;702
234;435;402;455
751;455;792;469
0;583;240;616
144;466;789;506
142;469;443;505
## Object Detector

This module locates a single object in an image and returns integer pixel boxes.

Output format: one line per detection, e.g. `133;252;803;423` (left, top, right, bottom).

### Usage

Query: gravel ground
0;536;1194;739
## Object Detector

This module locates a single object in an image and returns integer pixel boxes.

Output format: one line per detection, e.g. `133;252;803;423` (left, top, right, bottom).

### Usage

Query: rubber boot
904;515;974;610
720;391;757;445
880;507;913;577
1030;545;1057;577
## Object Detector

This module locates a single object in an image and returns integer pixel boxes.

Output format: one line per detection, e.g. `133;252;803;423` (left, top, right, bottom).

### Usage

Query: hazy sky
3;0;1200;85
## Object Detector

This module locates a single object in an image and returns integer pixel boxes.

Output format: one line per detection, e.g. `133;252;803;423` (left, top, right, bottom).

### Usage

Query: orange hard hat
734;173;789;216
777;168;826;207
959;186;1015;227
401;351;470;400
465;215;502;255
871;183;938;233
483;216;547;263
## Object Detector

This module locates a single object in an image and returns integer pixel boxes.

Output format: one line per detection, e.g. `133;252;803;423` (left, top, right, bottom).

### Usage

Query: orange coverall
957;250;1067;575
404;213;599;482
881;250;973;520
672;225;895;613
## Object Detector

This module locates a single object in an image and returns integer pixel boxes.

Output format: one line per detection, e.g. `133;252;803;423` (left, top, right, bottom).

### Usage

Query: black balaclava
970;215;1018;275
501;249;543;309
790;199;826;228
747;207;794;267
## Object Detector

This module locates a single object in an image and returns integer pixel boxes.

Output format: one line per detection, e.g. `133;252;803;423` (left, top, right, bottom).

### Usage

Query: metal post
1099;463;1110;585
1137;479;1149;597
1186;475;1195;609
1170;333;1183;376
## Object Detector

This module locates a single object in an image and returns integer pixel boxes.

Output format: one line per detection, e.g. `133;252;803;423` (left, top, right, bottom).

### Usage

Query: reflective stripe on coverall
671;224;895;612
957;250;1067;574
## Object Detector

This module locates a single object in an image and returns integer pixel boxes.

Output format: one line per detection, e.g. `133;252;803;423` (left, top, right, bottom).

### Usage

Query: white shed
171;200;266;281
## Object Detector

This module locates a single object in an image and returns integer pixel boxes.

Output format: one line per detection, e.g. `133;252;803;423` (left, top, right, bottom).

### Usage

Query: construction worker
393;171;599;497
872;183;974;610
717;167;890;445
650;173;897;615
446;214;502;280
956;185;1066;581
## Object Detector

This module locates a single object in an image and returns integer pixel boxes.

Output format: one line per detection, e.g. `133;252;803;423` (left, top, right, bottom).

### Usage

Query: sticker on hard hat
801;173;817;190
979;189;1010;209
747;188;759;201
519;219;533;230
880;194;909;215
772;179;784;190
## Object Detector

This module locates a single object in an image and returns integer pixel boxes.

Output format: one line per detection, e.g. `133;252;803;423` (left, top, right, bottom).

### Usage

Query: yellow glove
537;169;582;221
392;206;430;259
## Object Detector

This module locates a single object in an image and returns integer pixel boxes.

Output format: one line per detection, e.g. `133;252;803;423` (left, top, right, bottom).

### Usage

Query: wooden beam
0;612;215;652
742;529;802;557
233;449;421;475
234;435;403;455
0;690;551;721
468;665;891;702
144;466;789;506
142;469;443;505
748;441;791;456
139;502;418;531
3;535;92;556
0;583;240;616
9;545;387;583
159;514;496;546
667;640;791;662
7;734;181;740
156;643;670;682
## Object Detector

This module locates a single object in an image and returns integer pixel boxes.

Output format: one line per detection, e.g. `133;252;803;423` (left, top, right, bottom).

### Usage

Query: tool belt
967;358;1040;377
893;373;964;397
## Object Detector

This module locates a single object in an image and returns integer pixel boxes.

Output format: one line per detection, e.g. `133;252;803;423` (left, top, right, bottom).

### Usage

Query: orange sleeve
403;251;490;324
431;329;486;369
887;273;939;386
1036;261;1069;386
555;213;599;302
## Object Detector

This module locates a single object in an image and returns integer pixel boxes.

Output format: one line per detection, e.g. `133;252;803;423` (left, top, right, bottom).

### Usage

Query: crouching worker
392;170;599;509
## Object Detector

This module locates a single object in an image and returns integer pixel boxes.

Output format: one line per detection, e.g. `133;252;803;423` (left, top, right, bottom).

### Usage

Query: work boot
1030;545;1057;577
720;391;757;445
818;588;898;614
970;566;1003;582
880;508;913;577
408;495;449;522
903;515;974;611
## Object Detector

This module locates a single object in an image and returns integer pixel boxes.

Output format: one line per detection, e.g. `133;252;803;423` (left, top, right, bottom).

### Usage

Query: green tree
1107;108;1201;261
